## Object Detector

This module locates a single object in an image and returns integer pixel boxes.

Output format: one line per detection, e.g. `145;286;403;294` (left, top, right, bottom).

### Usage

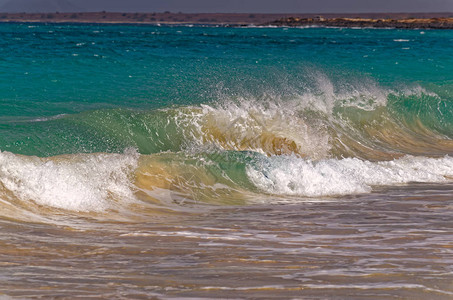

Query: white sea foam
247;155;453;197
0;149;139;211
167;74;436;159
174;98;331;159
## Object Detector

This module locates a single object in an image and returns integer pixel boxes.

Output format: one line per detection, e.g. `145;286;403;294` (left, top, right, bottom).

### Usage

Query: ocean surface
0;22;452;299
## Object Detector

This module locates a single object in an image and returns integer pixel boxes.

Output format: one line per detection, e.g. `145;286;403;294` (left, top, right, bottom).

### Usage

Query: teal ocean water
1;23;453;298
1;24;452;157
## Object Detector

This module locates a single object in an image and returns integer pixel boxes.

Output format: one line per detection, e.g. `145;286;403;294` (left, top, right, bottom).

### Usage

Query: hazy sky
1;0;452;13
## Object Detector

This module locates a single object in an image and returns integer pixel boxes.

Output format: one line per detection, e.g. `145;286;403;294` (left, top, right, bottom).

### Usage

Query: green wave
1;84;453;159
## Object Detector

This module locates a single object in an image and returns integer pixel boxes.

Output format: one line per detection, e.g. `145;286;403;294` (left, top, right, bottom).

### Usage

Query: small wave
5;70;451;160
30;114;68;122
15;79;451;160
1;72;453;218
247;155;453;197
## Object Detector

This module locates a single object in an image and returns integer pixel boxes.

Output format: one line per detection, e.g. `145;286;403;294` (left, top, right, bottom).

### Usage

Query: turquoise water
1;24;452;156
1;23;453;298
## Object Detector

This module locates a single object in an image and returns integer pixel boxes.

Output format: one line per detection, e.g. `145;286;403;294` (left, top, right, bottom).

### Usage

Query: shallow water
0;183;452;299
1;23;453;298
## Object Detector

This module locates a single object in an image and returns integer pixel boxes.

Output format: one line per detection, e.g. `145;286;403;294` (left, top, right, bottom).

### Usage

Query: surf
1;72;453;220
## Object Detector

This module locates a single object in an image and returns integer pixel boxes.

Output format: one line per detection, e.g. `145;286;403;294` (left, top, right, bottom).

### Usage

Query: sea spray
0;149;139;211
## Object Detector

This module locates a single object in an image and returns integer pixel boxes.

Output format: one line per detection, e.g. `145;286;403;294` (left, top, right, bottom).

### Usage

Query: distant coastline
266;16;453;29
0;12;452;28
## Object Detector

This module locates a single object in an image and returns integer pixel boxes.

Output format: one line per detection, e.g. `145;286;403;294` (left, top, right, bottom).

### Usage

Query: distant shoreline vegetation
266;16;453;29
0;12;452;28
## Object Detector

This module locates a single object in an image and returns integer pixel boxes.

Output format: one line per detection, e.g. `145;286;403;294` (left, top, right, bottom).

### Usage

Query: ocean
0;23;452;298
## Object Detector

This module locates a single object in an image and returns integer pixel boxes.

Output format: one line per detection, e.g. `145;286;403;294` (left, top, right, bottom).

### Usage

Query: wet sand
1;182;452;299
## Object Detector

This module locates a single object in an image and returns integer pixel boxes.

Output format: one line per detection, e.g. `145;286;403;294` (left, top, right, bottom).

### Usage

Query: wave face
1;80;453;215
2;79;453;159
0;24;453;215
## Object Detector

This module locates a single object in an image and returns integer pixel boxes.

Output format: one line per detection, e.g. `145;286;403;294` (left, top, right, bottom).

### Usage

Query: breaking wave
1;75;453;217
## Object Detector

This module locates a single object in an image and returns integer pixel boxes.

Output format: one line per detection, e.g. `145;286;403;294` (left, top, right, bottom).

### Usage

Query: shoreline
0;12;452;28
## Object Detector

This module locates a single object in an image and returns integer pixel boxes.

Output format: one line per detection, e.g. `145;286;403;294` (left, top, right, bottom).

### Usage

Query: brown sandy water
1;183;452;299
